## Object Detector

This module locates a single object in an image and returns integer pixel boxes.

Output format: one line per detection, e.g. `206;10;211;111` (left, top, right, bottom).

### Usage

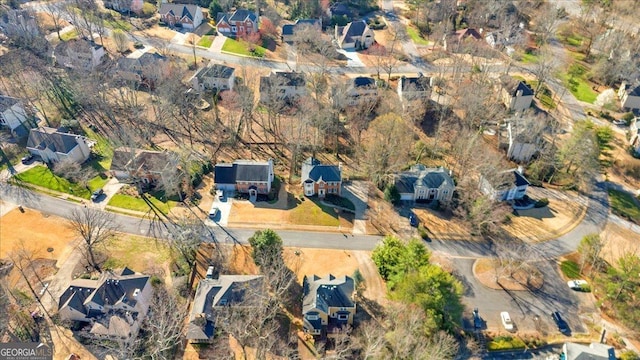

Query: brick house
214;159;274;198
216;9;259;39
301;157;342;198
159;3;203;29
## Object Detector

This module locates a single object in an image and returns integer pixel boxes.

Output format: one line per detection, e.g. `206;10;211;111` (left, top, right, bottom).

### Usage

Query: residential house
58;268;152;342
103;0;143;14
480;168;530;201
259;71;307;103
499;75;534;113
115;52;168;88
346;77;378;106
335;20;375;50
26;127;91;164
504;121;538;163
109;147;172;185
562;342;615;360
186;275;264;343
443;28;482;51
53;39;106;71
397;74;432;104
190;63;235;93
214;159;275;197
629;118;640;156
618;81;640;110
301;157;342;198
302;274;355;337
394;165;455;203
216;9;259;39
159;4;203;29
281;19;322;43
0;95;38;137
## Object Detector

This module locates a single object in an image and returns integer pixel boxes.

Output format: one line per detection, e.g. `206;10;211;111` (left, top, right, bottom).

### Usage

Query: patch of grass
104;235;173;273
13;165;91;198
608;188;640;223
566;34;583;47
559;70;598;104
289;198;340;226
60;29;79;41
488;336;526;351
323;194;356;211
528;80;557;109
107;192;177;215
519;52;538;64
560;260;581;279
87;173;109;191
221;38;266;57
197;35;213;48
406;26;429;46
105;18;132;31
83;127;113;171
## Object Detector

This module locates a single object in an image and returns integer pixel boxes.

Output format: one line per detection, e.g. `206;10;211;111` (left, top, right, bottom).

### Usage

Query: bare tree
42;1;67;41
111;29;129;54
67;207;116;272
140;285;186;359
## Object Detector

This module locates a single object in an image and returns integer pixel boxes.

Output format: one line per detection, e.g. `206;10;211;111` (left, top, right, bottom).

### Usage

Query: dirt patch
414;208;475;240
136;25;177;41
473;258;544;291
600;222;640;266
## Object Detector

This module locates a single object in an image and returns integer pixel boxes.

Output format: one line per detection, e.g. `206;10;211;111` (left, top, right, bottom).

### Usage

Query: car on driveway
21;154;34;164
409;214;419;227
216;189;224;200
472;308;482;329
209;206;219;219
567;279;589;291
501;311;514;331
91;189;104;201
551;311;569;333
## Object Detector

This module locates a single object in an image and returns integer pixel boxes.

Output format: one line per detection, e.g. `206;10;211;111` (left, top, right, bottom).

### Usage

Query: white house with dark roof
58;268;152;342
499;75;534;113
214;159;274;198
562;342;615;360
159;3;203;29
259;71;307;103
301;157;342;198
190;63;235;93
53;39;106;71
186;275;264;343
302;274;355;337
480;168;530;201
26;127;91;164
394;165;455;203
0;95;38;137
346;76;378;106
397;75;432;104
281;18;321;43
618;81;640;110
216;9;259;39
335;20;374;50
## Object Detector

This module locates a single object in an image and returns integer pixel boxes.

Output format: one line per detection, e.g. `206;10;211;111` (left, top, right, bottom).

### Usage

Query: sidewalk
209;35;226;53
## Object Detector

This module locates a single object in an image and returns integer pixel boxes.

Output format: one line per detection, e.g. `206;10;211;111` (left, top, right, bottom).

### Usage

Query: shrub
384;184;400;205
487;336;526;351
620;350;640;360
534;198;549;208
150;275;163;286
141;3;156;18
418;225;429;240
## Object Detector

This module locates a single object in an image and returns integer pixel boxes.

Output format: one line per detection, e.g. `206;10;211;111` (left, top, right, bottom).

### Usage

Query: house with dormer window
302;274;355;337
301;157;342;198
159;3;203;29
216;9;259;39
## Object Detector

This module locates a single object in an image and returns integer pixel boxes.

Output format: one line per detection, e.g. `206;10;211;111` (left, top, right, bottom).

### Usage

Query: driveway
0;158;41;181
209;35;226;53
342;181;369;235
208;191;232;226
93;177;124;209
337;49;365;67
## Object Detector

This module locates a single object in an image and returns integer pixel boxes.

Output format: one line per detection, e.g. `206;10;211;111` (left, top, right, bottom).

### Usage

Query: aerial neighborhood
2;0;640;359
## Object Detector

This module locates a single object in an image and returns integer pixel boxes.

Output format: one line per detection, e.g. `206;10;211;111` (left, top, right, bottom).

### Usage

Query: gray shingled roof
196;64;235;80
353;76;375;88
235;162;270;182
301;157;341;183
260;72;306;91
217;9;257;25
500;75;533;97
302;274;354;315
27;127;79;154
394;166;454;194
110;147;169;173
401;76;430;92
159;3;200;21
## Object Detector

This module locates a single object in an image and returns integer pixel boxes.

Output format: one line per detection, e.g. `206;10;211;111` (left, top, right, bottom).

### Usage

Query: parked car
209;206;219;219
567;279;589;291
216;189;224;200
90;189;104;201
409;214;419;227
21;154;33;164
551;311;569;333
501;311;514;331
472;308;482;329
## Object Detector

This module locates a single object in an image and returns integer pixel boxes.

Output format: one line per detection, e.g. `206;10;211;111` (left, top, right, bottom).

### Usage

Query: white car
567;279;589;291
209;206;219;219
216;189;224;200
501;311;514;331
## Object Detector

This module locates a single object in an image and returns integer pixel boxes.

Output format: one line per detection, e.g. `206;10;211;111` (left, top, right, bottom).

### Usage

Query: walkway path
209;35;226;53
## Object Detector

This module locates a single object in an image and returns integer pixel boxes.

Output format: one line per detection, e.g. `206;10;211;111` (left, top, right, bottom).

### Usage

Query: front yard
221;38;266;57
13;165;93;198
197;35;214;48
103;235;173;274
288;198;340;227
107;190;178;215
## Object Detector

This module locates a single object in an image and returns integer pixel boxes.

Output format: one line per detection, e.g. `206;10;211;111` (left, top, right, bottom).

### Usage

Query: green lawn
14;165;91;198
103;235;173;273
560;260;581;279
529;81;556;110
519;52;538;64
105;18;132;31
107;193;178;215
560;72;598;104
60;29;79;41
289;198;340;226
197;35;213;48
406;26;429;46
221;38;266;57
87;174;109;191
488;336;526;351
83;127;113;171
608;188;640;223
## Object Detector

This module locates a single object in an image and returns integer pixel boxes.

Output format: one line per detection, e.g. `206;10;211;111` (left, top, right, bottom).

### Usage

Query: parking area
207;191;232;226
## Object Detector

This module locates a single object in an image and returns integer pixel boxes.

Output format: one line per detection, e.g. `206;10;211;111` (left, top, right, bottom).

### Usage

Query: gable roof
394;165;455;194
301;157;341;183
0;95;20;112
627;83;640;97
159;3;200;21
455;28;482;41
214;163;236;184
27;127;81;154
217;9;257;25
500;75;534;97
353;76;376;88
303;274;354;315
329;2;353;18
283;19;321;37
196;64;235;80
54;38;103;54
260;71;306;91
400;76;431;92
563;342;615;360
234;160;271;182
110;147;170;174
282;24;294;36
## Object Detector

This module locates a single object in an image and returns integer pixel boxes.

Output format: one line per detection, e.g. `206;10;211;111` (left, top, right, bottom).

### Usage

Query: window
337;314;349;321
231;26;236;32
306;314;319;321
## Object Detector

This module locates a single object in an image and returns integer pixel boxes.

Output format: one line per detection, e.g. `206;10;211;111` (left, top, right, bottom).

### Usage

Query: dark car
472;308;482;329
409;214;419;227
91;189;104;201
21;154;34;164
551;311;569;333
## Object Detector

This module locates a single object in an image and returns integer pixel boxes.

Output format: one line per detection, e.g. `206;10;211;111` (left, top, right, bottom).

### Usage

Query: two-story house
58;268;152;342
159;4;203;29
346;76;378;106
0;95;38;137
53;39;106;71
618;81;640;111
480;168;530;202
301;157;342;198
216;9;259;39
186;275;264;343
115;52;168;89
335;20;375;50
190;63;235;93
499;75;534;113
397;74;432;104
259;71;307;103
281;19;321;43
214;159;274;199
109;147;172;185
26;127;91;164
303;274;355;337
394;165;455;203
